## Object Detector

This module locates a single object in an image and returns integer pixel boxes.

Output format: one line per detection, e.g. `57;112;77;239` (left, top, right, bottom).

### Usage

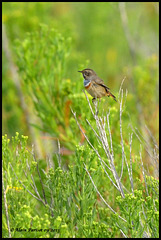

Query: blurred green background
2;2;159;166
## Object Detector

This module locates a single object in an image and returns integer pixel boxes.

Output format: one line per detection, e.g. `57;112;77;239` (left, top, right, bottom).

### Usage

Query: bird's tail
108;91;117;102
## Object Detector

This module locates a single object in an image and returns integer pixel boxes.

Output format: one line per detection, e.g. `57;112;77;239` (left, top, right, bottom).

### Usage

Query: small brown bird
78;68;117;102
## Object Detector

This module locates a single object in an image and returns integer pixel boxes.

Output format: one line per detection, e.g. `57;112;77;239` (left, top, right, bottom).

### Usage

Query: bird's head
78;68;97;80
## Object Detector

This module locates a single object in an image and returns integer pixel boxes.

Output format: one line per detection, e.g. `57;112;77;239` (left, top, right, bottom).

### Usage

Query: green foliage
2;2;159;238
2;2;159;142
13;24;124;160
14;25;71;135
2;134;159;238
13;25;98;152
115;176;159;238
2;134;114;238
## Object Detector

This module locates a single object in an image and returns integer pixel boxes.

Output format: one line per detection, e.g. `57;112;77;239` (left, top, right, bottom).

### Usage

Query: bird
78;68;117;102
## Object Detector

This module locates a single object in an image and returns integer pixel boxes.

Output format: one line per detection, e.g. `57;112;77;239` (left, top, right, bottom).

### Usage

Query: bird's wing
93;77;110;90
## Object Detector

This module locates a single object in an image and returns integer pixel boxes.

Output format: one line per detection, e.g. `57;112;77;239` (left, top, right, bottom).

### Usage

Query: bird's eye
85;71;89;76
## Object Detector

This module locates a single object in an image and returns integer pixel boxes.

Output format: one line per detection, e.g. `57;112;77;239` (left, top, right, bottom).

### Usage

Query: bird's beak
78;71;82;73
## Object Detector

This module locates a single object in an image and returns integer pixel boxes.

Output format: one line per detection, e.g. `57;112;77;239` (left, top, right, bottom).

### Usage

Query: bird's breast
84;79;91;89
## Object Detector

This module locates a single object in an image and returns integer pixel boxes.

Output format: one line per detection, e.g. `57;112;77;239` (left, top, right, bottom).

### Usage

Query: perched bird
78;68;117;102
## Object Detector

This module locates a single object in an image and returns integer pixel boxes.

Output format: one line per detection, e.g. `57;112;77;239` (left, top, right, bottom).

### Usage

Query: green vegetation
2;133;159;238
2;2;159;238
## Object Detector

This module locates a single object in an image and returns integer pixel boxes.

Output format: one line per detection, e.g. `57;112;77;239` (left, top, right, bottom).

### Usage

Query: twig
119;94;133;192
82;89;126;197
86;119;102;144
130;123;159;178
2;168;11;238
25;157;42;199
119;89;125;180
145;125;159;150
9;162;46;204
27;146;47;204
57;139;61;167
129;133;134;194
116;224;127;238
118;76;126;99
106;111;114;160
71;93;125;198
82;89;95;118
71;108;120;191
139;145;149;196
84;163;127;223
